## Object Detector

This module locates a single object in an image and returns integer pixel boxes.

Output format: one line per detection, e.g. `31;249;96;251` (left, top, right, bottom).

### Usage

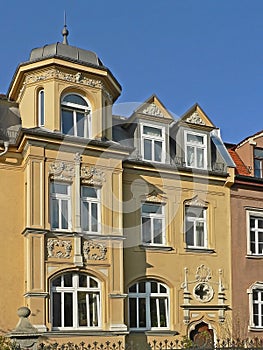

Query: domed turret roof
29;24;104;68
29;42;104;67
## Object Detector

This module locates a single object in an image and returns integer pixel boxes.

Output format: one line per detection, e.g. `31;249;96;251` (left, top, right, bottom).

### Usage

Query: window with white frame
81;186;100;233
247;211;263;255
51;272;101;329
61;94;91;138
128;280;169;330
185;131;207;169
141;203;165;245
50;182;71;230
141;124;165;162
38;89;45;127
254;148;263;178
185;206;207;248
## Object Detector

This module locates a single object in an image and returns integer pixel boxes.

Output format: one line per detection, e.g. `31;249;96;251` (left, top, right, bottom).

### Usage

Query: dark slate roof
29;42;104;68
0;95;21;143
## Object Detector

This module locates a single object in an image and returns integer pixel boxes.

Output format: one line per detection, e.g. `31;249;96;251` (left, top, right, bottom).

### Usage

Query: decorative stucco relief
144;189;167;204
184;195;208;208
47;238;72;258
49;161;75;181
195;264;212;282
186;111;205;125
143;103;165;118
18;69;113;102
81;166;105;186
193;282;214;303
83;241;107;261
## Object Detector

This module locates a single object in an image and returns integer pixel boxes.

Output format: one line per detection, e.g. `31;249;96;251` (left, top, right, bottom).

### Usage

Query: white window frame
141;123;165;163
61;93;91;138
50;273;101;330
254;148;263;178
128;280;169;331
50;182;71;231
141;202;165;245
81;186;101;234
184;130;207;169
246;209;263;256
185;206;207;249
38;89;45;127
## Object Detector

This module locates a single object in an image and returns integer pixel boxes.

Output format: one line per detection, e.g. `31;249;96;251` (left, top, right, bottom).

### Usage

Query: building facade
227;132;263;338
0;28;243;346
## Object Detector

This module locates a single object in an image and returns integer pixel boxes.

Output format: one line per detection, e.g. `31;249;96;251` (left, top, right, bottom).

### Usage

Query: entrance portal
190;322;214;347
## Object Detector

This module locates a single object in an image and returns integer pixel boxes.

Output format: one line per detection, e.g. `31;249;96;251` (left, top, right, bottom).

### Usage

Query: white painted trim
184;130;207;169
140;123;166;163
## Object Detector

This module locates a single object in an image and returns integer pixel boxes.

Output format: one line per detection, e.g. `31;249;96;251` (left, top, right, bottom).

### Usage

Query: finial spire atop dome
62;11;69;45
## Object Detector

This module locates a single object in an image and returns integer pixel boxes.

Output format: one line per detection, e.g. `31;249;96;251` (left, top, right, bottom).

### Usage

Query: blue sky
0;0;262;144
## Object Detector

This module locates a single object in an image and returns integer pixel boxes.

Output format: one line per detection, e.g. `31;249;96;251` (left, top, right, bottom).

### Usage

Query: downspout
0;141;9;157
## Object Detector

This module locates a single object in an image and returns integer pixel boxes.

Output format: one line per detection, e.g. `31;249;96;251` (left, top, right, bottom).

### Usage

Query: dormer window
254;148;263;178
38;89;45;127
141;124;165;163
61;94;91;138
185;131;207;169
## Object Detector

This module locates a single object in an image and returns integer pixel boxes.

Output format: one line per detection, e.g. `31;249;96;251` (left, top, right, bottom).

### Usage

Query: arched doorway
190;322;214;347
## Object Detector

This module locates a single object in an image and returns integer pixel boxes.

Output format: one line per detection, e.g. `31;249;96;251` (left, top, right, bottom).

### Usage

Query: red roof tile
227;148;251;176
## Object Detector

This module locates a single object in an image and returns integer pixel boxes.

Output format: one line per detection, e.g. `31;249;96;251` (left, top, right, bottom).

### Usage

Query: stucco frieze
47;238;72;258
143;189;167;204
18;69;113;102
81;165;105;186
83;240;107;261
184;195;208;208
142;103;165;118
186;111;205;125
49;161;75;181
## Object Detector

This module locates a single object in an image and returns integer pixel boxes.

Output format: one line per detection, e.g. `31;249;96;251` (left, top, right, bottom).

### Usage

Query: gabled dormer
123;95;174;164
171;104;234;172
7;27;121;141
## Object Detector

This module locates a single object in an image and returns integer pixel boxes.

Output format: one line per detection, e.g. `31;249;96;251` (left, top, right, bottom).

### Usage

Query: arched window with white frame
50;272;101;330
61;93;91;138
128;280;169;330
248;282;263;330
38;89;45;127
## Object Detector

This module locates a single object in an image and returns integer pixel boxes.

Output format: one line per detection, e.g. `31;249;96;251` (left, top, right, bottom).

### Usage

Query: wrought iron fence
37;339;263;350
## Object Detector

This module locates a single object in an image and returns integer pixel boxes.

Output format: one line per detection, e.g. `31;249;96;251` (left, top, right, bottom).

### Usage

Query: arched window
248;282;263;329
61;94;91;137
38;89;45;126
128;280;169;330
50;272;101;329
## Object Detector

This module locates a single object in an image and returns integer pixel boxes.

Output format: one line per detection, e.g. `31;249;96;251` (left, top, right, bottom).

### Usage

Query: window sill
129;330;178;336
246;254;263;259
248;326;263;332
185;247;215;254
139;244;174;251
45;329;129;336
145;330;179;336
